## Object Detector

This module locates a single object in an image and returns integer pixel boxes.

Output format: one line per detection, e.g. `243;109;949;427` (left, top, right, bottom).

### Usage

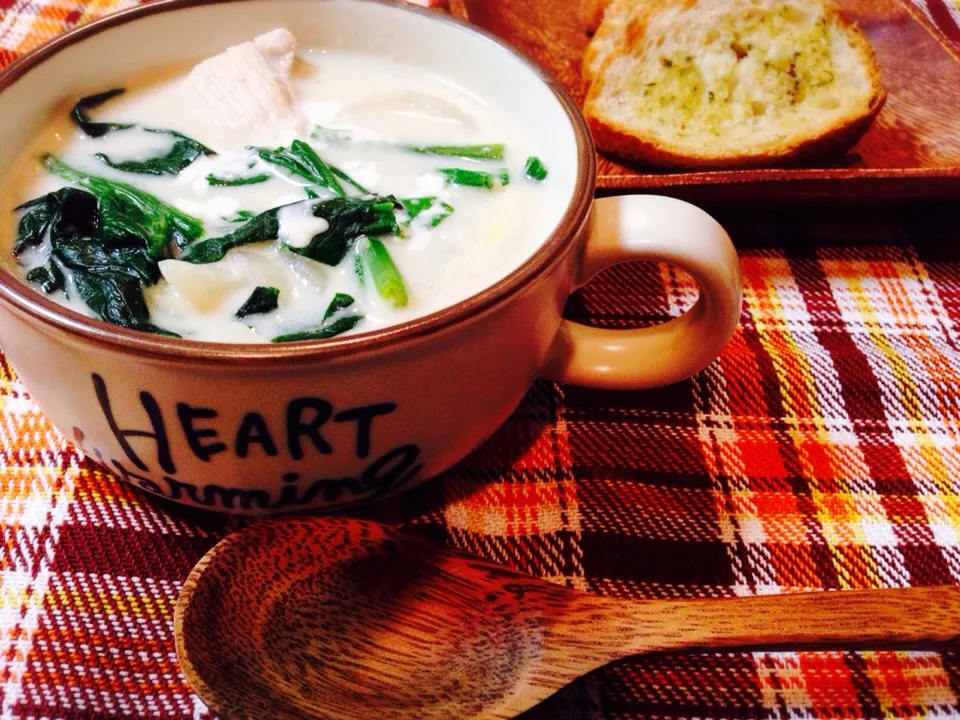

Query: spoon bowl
176;518;555;719
175;516;960;720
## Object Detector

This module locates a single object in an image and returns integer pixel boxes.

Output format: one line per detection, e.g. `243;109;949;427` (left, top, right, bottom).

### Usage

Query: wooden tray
449;0;960;203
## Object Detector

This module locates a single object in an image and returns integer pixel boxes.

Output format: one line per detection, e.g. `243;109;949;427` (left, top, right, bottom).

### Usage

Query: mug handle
541;195;743;390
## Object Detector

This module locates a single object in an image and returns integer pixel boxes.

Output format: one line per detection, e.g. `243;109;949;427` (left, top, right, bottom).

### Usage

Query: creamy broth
0;31;563;343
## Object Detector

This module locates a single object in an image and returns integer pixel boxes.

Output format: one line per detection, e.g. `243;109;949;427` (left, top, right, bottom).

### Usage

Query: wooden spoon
175;516;960;720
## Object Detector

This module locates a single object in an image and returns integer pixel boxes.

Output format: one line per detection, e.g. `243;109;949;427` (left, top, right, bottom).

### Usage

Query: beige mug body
0;0;742;514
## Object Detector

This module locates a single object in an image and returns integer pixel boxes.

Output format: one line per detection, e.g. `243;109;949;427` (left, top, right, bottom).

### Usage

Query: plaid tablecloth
3;2;960;718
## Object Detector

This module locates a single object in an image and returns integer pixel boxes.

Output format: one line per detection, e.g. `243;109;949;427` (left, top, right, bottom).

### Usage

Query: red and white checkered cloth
1;2;960;719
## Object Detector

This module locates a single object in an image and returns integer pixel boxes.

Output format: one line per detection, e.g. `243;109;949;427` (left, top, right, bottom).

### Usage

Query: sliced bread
583;0;634;81
583;0;886;168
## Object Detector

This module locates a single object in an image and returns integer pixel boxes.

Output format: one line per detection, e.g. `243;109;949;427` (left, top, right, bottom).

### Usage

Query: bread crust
583;0;887;169
582;0;612;33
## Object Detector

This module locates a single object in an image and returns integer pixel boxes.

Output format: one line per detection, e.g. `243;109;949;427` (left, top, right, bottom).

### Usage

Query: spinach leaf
438;168;509;189
15;185;161;327
182;195;399;266
70;89;134;138
69;266;177;335
14;198;52;254
323;292;355;320
400;196;454;227
45;225;162;328
26;264;64;294
271;315;362;343
96;132;214;176
19;157;185;334
524;156;548;181
55;237;167;332
14;187;98;255
251;140;345;197
73;89;215;174
53;235;160;285
206;173;271;187
400;197;435;220
42;154;204;258
72;268;150;329
236;286;280;318
285;196;399;266
429;203;454;227
181;208;280;264
360;238;407;308
271;293;360;343
142;324;182;338
310;127;505;162
405;144;505;161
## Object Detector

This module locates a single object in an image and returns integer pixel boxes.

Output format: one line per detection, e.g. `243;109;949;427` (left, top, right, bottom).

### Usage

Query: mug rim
0;0;596;365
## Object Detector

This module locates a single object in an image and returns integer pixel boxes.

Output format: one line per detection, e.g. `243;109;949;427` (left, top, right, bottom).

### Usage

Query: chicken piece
180;28;302;140
253;28;297;78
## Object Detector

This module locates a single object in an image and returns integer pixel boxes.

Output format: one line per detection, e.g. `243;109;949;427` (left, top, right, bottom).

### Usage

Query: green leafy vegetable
271;293;361;343
142;325;182;338
54;235;160;285
285;196;399;266
72;89;214;174
428;204;454;227
271;315;362;343
304;187;319;200
15;179;179;333
400;197;434;219
400;196;454;227
405;144;504;160
14;185;161;326
252;140;345;197
96;131;214;176
72;268;150;328
438;168;508;189
70;89;134;138
14;187;98;255
323;292;356;320
360;238;407;308
310;127;505;163
236;286;280;318
206;173;271;187
181;208;280;264
26;264;64;294
524;156;548;181
42;154;204;258
289;140;345;196
183;196;400;267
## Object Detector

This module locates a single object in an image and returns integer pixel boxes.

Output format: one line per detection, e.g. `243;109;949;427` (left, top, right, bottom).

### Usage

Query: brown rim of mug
0;0;596;366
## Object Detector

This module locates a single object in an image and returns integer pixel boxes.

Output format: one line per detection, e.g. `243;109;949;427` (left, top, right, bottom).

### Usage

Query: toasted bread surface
583;0;886;168
583;0;635;81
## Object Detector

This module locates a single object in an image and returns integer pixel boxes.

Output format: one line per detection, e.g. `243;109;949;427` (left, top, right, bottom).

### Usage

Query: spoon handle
604;586;960;656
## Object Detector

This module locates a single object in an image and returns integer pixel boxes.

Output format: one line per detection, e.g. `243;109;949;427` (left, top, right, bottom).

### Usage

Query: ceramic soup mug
0;0;742;515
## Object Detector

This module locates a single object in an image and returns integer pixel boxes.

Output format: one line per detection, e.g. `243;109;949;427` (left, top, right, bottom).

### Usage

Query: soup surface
0;29;562;343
